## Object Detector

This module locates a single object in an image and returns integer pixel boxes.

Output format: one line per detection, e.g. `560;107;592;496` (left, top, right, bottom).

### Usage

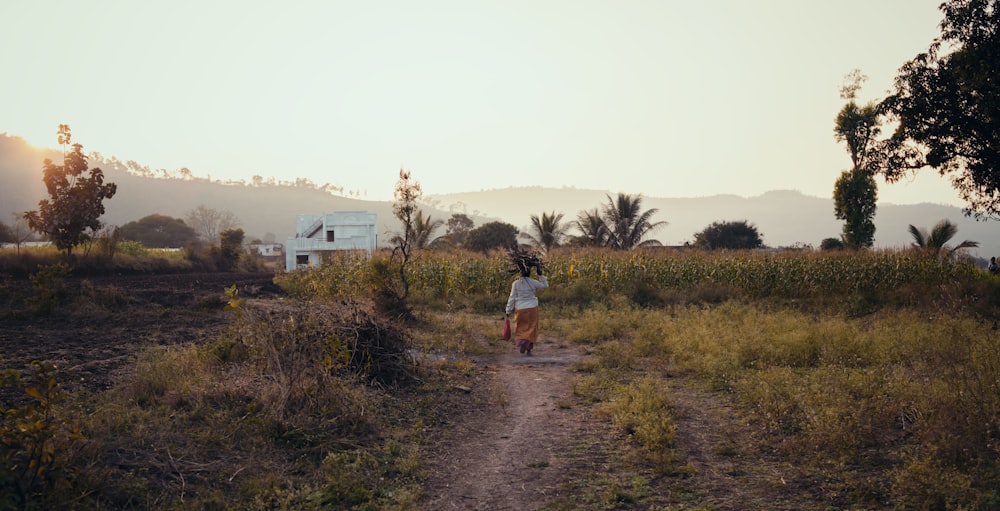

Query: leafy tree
409;210;443;249
835;70;882;171
185;205;240;243
876;0;1000;217
693;220;764;250
118;214;199;248
217;228;245;271
907;219;979;257
464;221;519;253
569;208;609;247
445;213;474;246
833;168;878;248
820;237;846;250
600;193;666;250
833;71;880;249
23;125;117;257
522;211;568;253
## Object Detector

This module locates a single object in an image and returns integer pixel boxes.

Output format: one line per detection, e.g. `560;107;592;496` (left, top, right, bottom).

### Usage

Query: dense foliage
23;126;117;257
599;193;666;250
833;71;880;248
692;220;764;250
444;213;474;246
522;211;568;253
463;221;519;253
877;0;1000;217
117;214;198;248
833;168;878;248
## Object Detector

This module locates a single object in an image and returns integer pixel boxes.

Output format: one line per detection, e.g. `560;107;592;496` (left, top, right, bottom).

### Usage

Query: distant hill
2;133;997;258
0;133;483;243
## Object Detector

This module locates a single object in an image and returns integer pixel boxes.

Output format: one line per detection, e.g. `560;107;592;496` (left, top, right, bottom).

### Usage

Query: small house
246;243;283;259
285;211;377;271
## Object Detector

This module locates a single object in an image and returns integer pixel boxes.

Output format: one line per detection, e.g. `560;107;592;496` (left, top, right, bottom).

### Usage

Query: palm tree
600;193;667;250
569;208;609;247
409;210;444;249
522;211;568;253
907;219;979;258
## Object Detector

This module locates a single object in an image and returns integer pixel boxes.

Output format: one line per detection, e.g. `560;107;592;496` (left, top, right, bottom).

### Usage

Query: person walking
505;249;549;355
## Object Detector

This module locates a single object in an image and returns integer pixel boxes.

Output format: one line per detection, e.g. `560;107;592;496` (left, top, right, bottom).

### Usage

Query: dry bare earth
0;272;282;395
420;342;836;511
419;342;598;510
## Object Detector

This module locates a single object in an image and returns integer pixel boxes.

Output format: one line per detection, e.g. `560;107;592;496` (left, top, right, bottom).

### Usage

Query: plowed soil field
0;272;283;396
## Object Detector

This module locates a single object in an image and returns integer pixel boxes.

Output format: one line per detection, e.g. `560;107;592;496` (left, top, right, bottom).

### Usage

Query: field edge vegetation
2;247;999;509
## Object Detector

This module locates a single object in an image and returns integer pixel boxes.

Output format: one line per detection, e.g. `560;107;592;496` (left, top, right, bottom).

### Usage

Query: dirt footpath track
419;341;833;511
419;343;599;510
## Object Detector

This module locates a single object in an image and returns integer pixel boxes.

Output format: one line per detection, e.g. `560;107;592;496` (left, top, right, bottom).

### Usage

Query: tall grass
574;300;1000;509
61;297;421;509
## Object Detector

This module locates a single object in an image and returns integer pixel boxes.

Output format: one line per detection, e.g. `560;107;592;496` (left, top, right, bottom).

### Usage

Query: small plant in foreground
0;359;82;510
599;376;677;473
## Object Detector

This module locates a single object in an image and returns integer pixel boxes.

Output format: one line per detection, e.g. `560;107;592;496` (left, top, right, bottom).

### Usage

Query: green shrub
0;359;82;511
28;262;71;314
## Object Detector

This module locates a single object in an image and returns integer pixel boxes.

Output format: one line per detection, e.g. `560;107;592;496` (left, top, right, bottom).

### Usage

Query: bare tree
7;213;34;255
389;169;422;300
185;204;240;243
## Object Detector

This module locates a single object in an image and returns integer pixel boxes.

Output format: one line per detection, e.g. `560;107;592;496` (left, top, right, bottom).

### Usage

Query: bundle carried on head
506;245;545;275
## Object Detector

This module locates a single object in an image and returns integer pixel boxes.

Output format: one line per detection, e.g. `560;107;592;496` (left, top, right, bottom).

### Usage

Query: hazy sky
1;0;963;205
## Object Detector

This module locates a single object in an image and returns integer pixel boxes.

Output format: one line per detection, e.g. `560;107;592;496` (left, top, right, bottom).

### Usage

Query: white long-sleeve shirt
505;275;548;314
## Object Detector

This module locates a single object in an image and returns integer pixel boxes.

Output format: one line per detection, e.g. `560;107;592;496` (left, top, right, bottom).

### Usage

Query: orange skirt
513;307;539;343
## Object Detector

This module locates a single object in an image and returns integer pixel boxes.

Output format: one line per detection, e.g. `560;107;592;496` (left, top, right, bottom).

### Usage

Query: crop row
277;248;982;301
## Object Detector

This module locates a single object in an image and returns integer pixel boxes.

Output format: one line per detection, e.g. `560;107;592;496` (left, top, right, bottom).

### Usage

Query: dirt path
419;343;833;511
420;342;591;510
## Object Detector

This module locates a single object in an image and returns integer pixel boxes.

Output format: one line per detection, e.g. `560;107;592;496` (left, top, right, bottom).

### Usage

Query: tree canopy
24;125;117;256
569;208;609;248
445;213;474;247
876;0;1000;217
833;71;880;249
820;237;846;251
464;221;519;253
600;193;666;250
522;211;568;253
833;168;878;248
693;220;764;250
907;219;979;257
118;214;199;248
408;210;443;249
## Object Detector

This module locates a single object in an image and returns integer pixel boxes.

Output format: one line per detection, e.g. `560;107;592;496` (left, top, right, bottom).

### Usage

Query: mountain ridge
2;133;996;258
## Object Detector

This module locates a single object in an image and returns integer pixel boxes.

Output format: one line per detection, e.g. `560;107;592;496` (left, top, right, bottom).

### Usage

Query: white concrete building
285;211;377;271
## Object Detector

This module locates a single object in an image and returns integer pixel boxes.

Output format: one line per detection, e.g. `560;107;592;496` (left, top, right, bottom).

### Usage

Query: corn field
276;248;984;302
